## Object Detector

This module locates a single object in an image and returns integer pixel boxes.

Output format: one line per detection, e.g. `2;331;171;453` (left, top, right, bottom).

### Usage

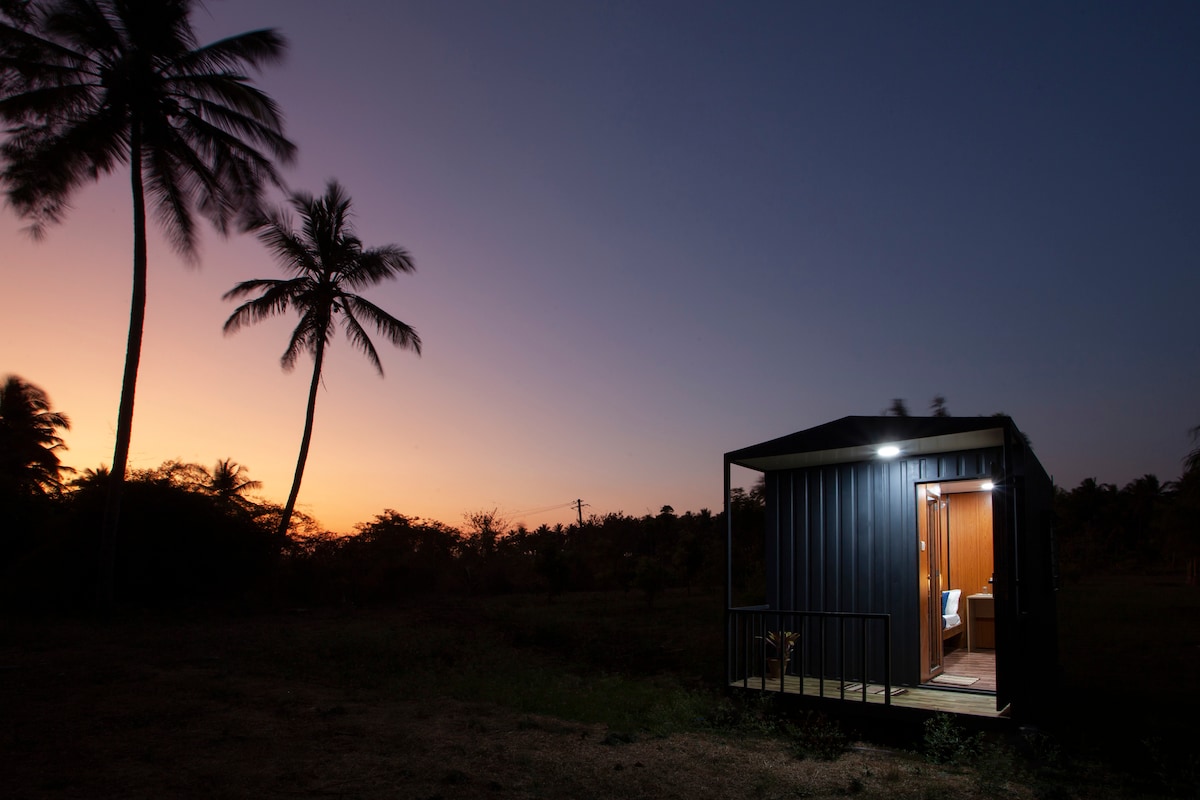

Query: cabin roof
726;415;1012;472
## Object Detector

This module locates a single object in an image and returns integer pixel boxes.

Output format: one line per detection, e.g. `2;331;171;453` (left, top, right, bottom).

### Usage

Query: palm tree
223;181;422;537
1184;424;1200;477
71;464;110;491
202;457;262;508
0;1;30;36
0;0;295;605
0;374;72;495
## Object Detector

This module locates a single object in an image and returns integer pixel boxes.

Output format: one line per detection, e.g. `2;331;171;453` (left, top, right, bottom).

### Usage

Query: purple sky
3;1;1198;532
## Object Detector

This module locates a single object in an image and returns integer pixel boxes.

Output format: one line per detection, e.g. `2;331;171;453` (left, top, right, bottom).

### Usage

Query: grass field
1052;574;1200;776
1;577;1196;798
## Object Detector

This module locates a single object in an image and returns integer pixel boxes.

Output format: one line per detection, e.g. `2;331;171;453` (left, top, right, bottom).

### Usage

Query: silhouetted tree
0;374;71;495
131;459;208;489
2;461;283;611
728;483;767;603
530;523;569;601
671;510;716;595
1118;474;1168;562
311;511;460;603
460;508;509;593
885;398;910;416
930;395;950;417
223;181;421;537
70;465;110;491
1185;424;1200;476
1055;477;1121;576
73;475;281;608
1171;426;1200;582
587;511;641;591
0;0;294;608
200;458;262;509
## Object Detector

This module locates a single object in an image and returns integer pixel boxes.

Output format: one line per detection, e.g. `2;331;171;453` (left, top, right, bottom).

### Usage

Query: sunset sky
2;1;1198;533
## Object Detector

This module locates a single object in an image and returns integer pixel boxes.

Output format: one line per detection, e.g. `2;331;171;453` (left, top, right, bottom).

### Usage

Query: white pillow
944;589;961;617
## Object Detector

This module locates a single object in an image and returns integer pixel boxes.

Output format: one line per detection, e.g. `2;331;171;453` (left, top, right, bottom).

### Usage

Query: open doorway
917;480;996;691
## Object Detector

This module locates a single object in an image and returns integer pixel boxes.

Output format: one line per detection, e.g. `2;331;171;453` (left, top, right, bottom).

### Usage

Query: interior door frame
917;483;946;683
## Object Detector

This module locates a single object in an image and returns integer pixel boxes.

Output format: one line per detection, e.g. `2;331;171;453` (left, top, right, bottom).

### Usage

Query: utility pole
574;498;588;526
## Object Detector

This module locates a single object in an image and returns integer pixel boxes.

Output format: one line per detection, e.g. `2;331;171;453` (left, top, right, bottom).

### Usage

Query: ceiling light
982;481;995;490
877;445;900;458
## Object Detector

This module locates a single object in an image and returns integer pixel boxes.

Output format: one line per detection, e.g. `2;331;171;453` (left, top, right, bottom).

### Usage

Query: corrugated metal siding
1001;427;1059;715
765;447;1001;686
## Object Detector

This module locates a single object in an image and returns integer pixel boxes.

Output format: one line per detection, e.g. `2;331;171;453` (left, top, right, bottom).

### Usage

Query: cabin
724;415;1058;721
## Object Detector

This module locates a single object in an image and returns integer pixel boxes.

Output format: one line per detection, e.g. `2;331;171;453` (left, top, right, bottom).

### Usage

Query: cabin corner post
725;457;733;612
724;456;733;684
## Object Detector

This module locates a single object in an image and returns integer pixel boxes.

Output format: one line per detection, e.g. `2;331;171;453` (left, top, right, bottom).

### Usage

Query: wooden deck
730;673;1007;718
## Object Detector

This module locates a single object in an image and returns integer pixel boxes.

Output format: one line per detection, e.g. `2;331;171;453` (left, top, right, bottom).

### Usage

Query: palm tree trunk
97;131;148;611
277;339;324;538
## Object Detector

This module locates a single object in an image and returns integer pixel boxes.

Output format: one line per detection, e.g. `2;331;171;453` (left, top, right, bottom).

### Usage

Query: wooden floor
731;671;1006;718
932;647;996;692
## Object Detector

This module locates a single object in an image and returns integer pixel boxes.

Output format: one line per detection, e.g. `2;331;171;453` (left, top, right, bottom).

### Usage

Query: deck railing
727;607;893;705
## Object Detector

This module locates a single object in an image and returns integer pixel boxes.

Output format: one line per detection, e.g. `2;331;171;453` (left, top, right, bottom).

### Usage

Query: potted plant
759;630;802;680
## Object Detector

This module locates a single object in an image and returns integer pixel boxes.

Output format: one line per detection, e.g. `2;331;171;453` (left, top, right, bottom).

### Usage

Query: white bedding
941;589;962;630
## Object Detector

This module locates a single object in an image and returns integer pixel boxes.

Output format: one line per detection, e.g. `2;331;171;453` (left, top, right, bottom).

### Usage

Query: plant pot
766;657;781;680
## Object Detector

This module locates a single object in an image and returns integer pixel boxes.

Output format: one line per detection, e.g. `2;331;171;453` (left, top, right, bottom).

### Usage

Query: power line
499;498;591;526
503;501;577;519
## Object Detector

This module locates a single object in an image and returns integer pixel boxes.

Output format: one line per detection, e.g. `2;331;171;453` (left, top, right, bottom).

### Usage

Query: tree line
1055;470;1200;582
0;388;769;610
5;373;1199;612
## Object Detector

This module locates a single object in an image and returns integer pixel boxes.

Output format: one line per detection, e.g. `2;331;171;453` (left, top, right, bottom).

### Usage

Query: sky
2;0;1198;533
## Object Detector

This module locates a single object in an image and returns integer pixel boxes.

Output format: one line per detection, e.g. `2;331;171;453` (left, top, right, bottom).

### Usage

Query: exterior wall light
982;481;995;490
877;445;901;458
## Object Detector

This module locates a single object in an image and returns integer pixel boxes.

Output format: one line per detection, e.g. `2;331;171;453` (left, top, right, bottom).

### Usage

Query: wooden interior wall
947;491;993;597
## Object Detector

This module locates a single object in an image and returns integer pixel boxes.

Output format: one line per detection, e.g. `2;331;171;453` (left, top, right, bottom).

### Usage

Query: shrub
922;713;980;765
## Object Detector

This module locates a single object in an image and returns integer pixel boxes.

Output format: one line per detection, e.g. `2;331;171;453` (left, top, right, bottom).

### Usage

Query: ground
1;608;1037;800
5;574;1198;800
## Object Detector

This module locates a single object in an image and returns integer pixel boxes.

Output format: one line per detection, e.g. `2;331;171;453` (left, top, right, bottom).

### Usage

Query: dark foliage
277;502;740;609
1;470;284;611
0;374;71;497
0;461;759;611
279;511;462;605
1054;470;1200;579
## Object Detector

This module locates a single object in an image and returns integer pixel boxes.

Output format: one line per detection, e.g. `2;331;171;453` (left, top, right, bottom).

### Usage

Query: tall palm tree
223;181;422;537
0;0;295;605
0;374;71;495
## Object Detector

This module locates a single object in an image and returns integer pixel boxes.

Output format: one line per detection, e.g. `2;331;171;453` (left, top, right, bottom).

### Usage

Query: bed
941;589;963;640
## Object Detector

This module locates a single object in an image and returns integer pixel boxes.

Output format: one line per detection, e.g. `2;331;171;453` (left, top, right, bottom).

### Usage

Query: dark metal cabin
724;415;1057;720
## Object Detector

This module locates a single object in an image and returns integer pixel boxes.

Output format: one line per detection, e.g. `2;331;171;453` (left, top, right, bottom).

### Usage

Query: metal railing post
884;614;892;706
860;618;868;701
727;608;893;705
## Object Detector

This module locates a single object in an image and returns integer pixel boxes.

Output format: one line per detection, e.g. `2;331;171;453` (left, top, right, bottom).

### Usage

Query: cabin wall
1004;430;1060;717
764;447;1001;686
